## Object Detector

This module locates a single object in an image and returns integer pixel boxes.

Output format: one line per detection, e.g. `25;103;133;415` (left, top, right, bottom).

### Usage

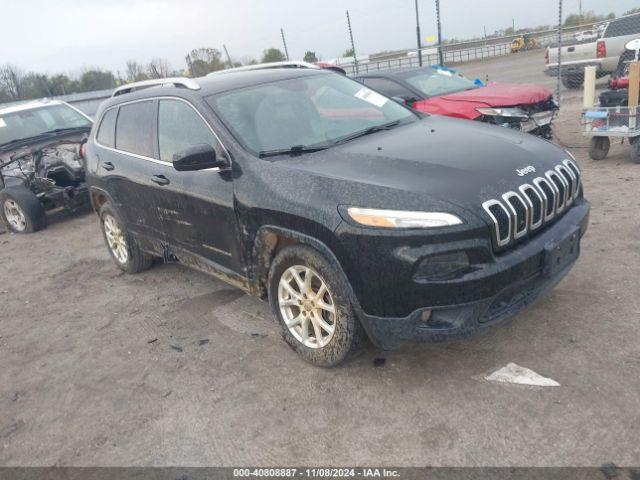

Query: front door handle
102;161;115;171
151;174;170;186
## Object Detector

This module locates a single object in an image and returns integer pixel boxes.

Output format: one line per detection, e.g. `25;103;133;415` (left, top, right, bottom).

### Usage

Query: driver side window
158;99;219;162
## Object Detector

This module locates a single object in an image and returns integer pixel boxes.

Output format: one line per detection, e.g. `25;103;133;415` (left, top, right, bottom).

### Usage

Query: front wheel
589;137;610;161
268;244;365;367
0;187;46;234
99;203;153;274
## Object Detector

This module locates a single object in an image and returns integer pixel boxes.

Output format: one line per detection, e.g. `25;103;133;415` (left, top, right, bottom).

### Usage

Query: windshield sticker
0;118;6;128
354;88;388;108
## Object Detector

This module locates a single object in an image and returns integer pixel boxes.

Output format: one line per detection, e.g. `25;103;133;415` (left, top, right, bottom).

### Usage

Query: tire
589;137;610;161
268;244;366;367
562;74;584;89
630;137;640;164
99;202;153;274
0;187;46;234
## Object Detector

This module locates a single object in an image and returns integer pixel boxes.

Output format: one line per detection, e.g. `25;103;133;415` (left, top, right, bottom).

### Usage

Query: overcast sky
1;0;637;75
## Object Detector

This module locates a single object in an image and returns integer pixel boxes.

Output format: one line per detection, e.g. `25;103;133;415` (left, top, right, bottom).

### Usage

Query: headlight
347;207;463;228
476;107;530;121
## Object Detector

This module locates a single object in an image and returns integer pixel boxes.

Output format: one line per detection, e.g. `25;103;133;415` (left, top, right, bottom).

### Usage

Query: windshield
399;68;479;98
206;73;416;155
0;104;92;147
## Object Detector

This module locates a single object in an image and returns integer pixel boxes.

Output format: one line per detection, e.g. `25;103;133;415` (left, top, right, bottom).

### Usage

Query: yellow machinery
510;34;539;53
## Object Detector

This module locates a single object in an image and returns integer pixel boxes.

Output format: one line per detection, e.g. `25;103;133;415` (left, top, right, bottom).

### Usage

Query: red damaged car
355;66;558;139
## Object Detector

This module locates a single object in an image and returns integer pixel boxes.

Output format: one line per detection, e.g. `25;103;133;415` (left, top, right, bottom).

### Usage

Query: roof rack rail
207;61;320;76
112;78;200;97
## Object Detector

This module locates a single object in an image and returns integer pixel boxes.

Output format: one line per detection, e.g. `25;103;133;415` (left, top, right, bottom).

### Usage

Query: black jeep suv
86;70;589;366
1;100;92;233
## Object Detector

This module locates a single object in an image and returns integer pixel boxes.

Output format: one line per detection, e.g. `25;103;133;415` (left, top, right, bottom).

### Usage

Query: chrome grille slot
563;159;581;199
482;200;511;247
482;161;581;250
503;191;528;239
519;184;543;230
546;170;566;213
556;164;575;205
534;177;555;220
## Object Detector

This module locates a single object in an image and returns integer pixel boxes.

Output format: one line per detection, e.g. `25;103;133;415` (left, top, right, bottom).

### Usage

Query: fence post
415;0;423;67
435;0;444;65
556;0;563;107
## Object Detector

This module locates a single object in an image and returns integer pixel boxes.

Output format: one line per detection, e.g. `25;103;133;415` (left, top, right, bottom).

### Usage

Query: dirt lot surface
1;52;639;467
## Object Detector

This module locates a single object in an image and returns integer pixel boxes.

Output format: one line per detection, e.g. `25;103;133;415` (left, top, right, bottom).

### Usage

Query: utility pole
346;10;358;74
223;44;233;68
280;28;290;61
435;0;443;65
579;0;582;24
415;0;423;67
483;26;487;38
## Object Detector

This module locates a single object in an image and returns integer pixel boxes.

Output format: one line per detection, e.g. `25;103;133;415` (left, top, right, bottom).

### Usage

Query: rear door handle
151;174;170;186
568;46;575;52
102;161;115;171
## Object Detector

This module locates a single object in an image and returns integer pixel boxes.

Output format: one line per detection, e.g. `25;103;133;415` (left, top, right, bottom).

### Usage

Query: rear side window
158;99;218;162
359;77;416;100
96;108;117;148
115;101;155;158
604;15;640;37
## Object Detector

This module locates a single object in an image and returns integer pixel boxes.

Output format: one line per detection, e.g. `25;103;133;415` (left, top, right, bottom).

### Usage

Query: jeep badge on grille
516;166;536;176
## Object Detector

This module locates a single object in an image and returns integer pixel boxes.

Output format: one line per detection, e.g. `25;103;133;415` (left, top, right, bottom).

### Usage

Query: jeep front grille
482;159;581;249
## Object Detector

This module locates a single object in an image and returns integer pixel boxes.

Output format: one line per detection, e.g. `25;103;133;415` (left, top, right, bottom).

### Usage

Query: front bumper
353;200;590;349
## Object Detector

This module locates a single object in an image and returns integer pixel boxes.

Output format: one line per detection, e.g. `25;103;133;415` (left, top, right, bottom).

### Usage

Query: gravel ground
0;53;639;467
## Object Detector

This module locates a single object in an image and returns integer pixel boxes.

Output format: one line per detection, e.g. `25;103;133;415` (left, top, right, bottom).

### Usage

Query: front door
151;98;240;272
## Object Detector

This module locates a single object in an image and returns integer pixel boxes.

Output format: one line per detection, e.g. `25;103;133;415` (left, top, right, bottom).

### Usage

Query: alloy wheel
278;265;337;348
3;200;27;232
103;214;128;264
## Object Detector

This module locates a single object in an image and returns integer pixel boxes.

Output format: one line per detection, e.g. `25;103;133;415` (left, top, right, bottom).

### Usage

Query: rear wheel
589;137;610;161
99;203;153;273
268;244;365;367
562;74;584;89
0;187;46;234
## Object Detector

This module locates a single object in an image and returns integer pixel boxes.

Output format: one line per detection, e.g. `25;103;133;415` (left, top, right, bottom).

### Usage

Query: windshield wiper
258;145;329;158
333;120;403;145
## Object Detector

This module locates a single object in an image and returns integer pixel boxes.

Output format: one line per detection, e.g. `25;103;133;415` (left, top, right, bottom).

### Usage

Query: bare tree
147;58;170;79
0;64;25;100
125;60;147;82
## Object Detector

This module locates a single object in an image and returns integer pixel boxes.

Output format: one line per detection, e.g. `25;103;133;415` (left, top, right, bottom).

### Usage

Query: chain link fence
334;1;640;109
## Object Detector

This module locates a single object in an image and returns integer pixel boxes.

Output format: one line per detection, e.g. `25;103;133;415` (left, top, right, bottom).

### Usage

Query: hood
0;131;88;162
277;116;569;215
413;82;553;120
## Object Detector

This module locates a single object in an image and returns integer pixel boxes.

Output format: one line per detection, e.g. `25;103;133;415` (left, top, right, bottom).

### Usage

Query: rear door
154;98;240;271
95;99;167;239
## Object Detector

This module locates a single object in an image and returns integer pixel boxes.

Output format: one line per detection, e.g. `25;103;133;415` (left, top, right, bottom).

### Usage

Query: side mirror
172;144;229;171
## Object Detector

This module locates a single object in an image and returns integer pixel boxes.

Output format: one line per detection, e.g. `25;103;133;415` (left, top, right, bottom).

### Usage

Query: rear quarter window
115;100;156;158
96;108;117;148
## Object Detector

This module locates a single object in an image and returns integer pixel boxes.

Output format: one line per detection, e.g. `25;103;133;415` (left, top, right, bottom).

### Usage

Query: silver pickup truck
545;13;640;88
